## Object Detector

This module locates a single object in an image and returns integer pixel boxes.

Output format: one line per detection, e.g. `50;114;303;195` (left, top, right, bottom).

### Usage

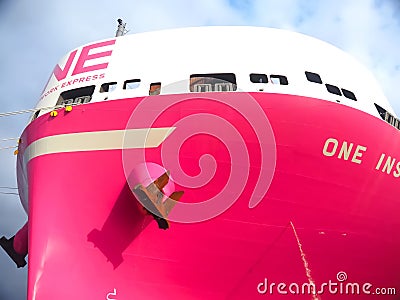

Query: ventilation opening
57;86;95;106
100;82;117;93
190;73;237;92
123;79;141;90
305;71;323;84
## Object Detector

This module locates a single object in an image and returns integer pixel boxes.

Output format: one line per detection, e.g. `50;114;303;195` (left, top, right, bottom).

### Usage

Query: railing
375;103;400;130
384;111;400;130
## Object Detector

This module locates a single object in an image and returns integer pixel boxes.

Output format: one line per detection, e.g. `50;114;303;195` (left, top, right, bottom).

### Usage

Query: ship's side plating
16;27;400;299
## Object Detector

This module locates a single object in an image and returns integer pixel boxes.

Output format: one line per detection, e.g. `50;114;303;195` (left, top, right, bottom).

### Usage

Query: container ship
1;24;399;299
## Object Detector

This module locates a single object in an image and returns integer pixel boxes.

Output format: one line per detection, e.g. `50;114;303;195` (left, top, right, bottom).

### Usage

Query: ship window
341;88;357;101
325;84;342;96
250;73;268;83
305;71;322;84
123;79;141;90
270;75;288;85
100;82;117;93
31;110;41;121
374;103;386;120
190;73;237;92
149;82;161;95
57;85;95;105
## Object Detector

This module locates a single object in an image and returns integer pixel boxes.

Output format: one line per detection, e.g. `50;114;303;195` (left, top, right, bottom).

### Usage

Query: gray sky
0;0;399;298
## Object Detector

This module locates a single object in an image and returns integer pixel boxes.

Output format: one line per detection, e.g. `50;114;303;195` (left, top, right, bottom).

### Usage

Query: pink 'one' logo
52;39;116;81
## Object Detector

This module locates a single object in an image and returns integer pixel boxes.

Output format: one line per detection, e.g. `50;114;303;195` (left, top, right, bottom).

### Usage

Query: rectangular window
305;71;322;84
190;73;237;92
341;88;357;101
123;79;141;90
57;85;95;105
270;75;288;85
250;73;268;83
100;82;117;93
325;84;342;96
149;82;161;95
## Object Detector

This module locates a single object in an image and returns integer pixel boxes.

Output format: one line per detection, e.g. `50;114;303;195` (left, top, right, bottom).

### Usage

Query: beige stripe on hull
24;127;175;162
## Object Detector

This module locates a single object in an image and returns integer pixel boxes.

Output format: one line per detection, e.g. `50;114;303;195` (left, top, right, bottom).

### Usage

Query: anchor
133;171;183;230
0;236;27;268
0;222;28;268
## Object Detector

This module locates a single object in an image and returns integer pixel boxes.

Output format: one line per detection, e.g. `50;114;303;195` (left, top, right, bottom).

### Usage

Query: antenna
115;19;127;37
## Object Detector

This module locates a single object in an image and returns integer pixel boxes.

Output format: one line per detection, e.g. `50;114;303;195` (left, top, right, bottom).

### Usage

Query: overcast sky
0;0;399;298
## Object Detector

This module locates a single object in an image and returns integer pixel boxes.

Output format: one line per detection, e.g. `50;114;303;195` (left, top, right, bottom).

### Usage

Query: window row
99;73;289;94
55;73;291;105
55;71;360;106
100;79;141;93
305;71;357;101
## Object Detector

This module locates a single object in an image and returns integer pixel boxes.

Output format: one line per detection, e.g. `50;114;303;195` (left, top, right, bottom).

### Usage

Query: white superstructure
35;26;396;123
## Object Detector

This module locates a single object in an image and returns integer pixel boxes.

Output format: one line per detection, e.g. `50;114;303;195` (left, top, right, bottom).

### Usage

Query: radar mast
115;19;127;37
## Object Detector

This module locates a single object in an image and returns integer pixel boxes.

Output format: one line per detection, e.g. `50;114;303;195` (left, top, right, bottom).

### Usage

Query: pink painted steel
20;93;400;299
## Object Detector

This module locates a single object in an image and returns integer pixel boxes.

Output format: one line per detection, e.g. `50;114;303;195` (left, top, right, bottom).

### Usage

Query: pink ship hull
19;93;400;299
